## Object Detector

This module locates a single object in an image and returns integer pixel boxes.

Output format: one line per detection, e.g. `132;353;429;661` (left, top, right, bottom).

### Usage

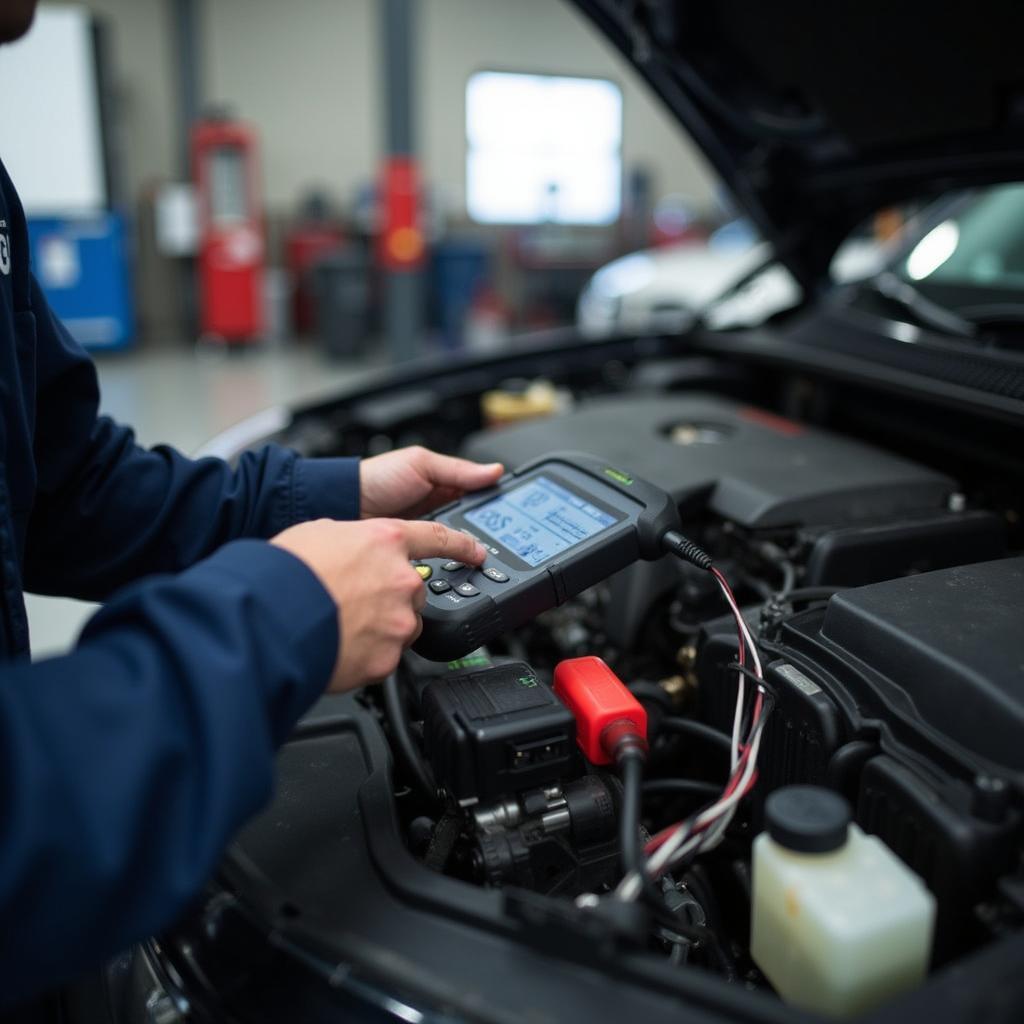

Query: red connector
553;656;648;765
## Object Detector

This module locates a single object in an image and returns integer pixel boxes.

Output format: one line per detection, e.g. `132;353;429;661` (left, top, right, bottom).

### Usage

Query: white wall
75;0;715;216
420;0;717;216
202;0;380;210
202;0;716;214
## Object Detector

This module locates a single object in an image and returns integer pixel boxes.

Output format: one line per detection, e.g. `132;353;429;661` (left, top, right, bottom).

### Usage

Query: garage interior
6;3;1024;1021
5;0;725;653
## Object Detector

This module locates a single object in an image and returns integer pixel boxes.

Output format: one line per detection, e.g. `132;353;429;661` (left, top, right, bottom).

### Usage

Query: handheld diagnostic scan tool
412;452;686;661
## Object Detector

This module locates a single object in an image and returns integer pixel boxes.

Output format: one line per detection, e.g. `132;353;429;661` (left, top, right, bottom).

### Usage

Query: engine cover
463;394;954;528
818;557;1024;771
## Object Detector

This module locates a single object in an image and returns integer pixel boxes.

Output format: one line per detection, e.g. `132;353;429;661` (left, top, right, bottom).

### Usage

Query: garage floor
27;342;376;657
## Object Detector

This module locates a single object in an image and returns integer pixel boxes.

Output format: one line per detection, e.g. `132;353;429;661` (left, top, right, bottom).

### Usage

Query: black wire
646;886;738;979
382;673;439;808
618;751;663;907
723;662;775;697
643;779;722;800
679;868;738;981
776;560;797;600
757;541;798;601
628;681;673;712
659;717;733;757
659;693;777;881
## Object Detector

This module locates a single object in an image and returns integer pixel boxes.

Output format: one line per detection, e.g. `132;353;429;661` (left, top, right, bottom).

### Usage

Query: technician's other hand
360;446;504;519
271;518;486;692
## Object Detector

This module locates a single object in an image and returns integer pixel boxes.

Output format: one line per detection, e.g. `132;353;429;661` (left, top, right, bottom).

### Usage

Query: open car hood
574;0;1024;292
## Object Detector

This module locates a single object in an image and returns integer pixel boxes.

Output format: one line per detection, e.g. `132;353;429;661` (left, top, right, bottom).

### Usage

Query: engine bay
385;393;1015;950
163;370;1024;1023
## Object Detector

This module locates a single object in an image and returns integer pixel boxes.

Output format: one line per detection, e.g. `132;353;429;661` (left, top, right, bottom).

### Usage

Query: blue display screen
464;475;618;567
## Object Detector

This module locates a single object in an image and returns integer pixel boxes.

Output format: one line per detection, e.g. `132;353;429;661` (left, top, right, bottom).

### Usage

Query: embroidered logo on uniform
0;228;9;275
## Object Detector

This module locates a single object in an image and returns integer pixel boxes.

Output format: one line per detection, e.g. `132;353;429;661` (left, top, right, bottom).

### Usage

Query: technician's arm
21;275;359;601
0;518;486;1009
0;540;336;1008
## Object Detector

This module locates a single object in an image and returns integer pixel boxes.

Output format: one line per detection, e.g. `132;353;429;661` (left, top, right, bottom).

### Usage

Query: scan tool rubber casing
421;662;578;803
414;452;681;661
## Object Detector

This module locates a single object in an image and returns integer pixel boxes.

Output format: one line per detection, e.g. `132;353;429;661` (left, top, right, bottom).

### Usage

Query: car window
897;184;1024;313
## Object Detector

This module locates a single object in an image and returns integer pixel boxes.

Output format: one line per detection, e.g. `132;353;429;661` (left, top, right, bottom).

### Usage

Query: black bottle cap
765;785;851;854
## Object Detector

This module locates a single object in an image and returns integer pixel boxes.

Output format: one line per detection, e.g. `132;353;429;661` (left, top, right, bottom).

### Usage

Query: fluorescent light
905;220;959;280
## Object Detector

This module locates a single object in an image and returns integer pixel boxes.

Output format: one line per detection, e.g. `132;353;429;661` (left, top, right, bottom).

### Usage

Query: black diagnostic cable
618;752;646;878
617;746;664;907
596;709;663;906
382;672;440;808
661;530;714;570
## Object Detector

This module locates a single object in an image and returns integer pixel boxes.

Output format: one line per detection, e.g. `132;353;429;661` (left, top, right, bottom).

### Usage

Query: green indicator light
517;675;538;688
603;467;633;486
447;654;490;670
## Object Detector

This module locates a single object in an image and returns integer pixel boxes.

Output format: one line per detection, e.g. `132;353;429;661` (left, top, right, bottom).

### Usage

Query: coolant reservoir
751;786;935;1018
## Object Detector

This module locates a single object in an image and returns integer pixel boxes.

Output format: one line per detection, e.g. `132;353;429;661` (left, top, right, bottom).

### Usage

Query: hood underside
575;0;1024;290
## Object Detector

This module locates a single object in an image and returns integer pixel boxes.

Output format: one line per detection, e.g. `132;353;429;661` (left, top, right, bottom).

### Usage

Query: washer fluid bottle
751;785;935;1018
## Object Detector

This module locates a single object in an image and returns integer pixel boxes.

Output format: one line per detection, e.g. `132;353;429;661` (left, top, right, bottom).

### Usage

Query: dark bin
310;246;373;358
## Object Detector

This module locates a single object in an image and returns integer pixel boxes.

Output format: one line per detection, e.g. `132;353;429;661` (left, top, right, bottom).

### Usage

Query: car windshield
893;183;1024;319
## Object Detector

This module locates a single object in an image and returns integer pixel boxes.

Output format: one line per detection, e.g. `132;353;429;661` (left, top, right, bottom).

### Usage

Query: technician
0;1;502;1014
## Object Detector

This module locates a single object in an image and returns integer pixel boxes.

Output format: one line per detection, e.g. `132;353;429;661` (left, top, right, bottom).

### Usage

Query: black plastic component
821;558;1024;770
698;558;1024;961
421;662;577;803
473;774;620;896
765;785;851;854
698;634;846;803
414;451;682;661
803;510;1006;587
463;394;953;528
142;689;1024;1024
503;887;651;959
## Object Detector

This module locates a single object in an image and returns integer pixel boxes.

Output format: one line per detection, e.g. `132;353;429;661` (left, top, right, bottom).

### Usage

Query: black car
99;4;1024;1022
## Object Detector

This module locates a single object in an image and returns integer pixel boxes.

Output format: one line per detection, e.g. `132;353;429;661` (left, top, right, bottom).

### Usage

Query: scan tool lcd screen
464;475;618;567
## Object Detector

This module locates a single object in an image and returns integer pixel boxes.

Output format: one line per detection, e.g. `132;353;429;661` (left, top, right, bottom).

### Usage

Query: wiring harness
614;532;772;903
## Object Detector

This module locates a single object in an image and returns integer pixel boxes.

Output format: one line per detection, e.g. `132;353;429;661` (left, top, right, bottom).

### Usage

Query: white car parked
577;226;886;336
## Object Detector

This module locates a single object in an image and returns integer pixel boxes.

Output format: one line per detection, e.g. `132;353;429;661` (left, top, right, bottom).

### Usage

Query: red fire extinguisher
192;117;265;342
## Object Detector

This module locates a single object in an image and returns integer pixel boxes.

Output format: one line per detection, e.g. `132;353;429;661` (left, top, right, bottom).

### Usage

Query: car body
576;229;886;337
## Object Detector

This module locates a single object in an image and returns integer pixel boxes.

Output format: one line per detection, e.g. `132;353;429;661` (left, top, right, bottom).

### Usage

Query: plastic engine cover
463;393;954;528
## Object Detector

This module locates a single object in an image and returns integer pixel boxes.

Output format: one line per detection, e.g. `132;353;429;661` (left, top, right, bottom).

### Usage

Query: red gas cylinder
192;117;265;343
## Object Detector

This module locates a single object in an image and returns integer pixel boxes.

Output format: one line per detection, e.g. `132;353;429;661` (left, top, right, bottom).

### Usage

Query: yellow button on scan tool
415;564;432;580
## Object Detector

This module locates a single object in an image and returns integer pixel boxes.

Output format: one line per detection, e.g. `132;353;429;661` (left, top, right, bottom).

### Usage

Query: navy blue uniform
0;160;359;1009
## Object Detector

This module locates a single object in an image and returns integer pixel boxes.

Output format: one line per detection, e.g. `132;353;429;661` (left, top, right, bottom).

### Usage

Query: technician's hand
271;518;486;692
360;446;504;519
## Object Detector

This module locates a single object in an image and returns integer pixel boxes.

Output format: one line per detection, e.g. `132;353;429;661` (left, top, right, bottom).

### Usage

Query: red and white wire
615;567;767;902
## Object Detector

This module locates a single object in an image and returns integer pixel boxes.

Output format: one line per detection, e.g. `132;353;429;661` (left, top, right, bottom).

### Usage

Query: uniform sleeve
22;274;359;601
0;539;338;1009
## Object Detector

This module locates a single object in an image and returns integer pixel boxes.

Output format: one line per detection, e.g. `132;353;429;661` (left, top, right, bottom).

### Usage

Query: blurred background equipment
0;4;135;350
191;113;266;344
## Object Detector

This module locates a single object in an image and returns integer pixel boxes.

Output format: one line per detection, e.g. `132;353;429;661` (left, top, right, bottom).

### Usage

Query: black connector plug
662;530;713;571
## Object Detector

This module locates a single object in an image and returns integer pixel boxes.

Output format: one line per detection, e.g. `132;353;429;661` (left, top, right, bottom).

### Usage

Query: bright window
466;71;622;225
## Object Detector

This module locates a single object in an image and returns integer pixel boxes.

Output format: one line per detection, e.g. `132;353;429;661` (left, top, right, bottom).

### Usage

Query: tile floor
27;341;374;657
